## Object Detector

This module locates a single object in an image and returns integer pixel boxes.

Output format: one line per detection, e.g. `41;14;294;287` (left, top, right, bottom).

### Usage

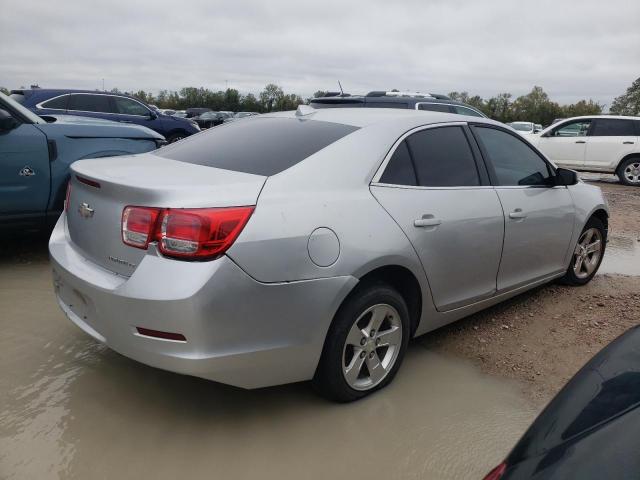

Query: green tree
610;77;640;116
561;99;603;118
259;83;284;112
240;93;262;112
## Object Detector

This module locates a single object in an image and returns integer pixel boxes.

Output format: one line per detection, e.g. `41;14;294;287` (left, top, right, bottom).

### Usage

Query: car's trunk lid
66;153;266;276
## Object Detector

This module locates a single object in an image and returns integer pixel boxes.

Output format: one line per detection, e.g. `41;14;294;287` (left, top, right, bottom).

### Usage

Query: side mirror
148;110;158;120
0;109;18;131
556;167;579;186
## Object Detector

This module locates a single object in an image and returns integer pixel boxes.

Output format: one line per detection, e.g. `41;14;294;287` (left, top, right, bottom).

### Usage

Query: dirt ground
423;176;640;406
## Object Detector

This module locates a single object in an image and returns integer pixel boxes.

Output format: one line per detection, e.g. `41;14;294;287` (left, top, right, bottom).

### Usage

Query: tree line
2;77;638;125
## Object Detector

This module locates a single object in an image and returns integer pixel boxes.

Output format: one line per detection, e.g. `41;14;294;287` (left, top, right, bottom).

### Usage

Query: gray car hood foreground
37;114;164;139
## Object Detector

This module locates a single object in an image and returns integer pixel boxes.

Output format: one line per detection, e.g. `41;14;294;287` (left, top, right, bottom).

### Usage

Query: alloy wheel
572;227;603;279
342;304;402;391
623;162;640;185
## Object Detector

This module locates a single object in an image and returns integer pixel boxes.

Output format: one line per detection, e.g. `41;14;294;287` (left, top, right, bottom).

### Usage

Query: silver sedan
50;107;608;401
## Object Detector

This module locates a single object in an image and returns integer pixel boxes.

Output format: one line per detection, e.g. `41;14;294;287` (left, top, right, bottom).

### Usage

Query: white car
532;116;640;186
508;121;541;135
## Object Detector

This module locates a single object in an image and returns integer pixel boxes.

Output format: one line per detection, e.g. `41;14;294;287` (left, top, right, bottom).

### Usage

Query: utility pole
102;78;105;91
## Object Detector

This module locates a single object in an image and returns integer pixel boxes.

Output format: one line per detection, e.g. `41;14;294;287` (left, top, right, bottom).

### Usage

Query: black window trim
37;92;152;117
371;121;491;189
469;123;562;189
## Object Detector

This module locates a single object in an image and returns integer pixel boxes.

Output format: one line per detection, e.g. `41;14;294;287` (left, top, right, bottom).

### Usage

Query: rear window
417;103;452;113
156;117;359;176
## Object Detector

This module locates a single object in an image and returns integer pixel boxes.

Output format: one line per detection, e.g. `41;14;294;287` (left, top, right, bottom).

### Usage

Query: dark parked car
483;325;640;479
11;89;200;143
185;107;211;118
0;92;163;231
310;90;486;117
193;111;232;129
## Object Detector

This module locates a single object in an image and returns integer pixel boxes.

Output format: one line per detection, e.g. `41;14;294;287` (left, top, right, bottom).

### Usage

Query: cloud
1;0;638;105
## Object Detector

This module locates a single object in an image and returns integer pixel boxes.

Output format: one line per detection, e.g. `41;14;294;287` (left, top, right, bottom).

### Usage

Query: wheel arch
616;152;640;174
347;265;423;337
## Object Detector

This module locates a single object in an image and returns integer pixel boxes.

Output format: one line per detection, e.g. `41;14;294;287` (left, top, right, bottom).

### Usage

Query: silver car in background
50;107;608;401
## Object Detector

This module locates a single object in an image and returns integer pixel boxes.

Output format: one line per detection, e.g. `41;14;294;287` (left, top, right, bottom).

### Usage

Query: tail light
121;205;254;261
64;181;72;212
122;206;161;249
482;462;507;480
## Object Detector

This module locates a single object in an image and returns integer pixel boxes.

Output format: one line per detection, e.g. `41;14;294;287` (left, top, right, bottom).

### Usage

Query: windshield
0;92;45;124
510;122;533;132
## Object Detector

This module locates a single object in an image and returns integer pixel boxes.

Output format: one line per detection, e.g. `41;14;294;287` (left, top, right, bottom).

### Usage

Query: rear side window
474;126;553;187
417;103;452;113
156;117;359;176
591;119;636;137
41;95;69;110
453;105;484;117
68;94;112;113
380;141;417;185
405;126;480;187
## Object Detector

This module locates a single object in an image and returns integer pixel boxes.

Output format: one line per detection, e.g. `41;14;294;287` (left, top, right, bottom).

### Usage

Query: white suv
532;116;640;186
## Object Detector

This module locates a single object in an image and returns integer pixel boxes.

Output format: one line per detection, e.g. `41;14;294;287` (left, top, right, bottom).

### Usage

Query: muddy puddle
600;234;640;276
0;259;537;480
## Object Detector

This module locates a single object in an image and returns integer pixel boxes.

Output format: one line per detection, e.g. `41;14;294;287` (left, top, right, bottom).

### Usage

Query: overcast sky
1;0;638;106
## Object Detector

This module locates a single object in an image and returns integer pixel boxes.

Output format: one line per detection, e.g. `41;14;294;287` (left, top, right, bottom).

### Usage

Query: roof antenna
338;80;344;96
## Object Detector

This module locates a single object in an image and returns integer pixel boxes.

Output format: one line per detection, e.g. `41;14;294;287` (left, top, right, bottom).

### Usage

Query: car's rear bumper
49;215;357;388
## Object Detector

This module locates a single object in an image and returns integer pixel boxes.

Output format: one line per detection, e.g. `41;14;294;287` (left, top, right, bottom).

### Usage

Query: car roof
557;115;640;121
264;107;500;129
11;88;145;104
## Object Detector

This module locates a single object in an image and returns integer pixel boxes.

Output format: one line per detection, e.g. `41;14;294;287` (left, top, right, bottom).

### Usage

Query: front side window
406;126;480;187
552;120;591;137
417;103;451;113
41;95;69;110
113;97;149;116
474;127;553;187
590;119;636;137
67;94;112;113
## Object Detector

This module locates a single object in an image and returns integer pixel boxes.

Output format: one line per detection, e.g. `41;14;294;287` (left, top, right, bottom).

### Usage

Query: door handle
575;140;586;144
509;208;527;219
623;141;635;145
414;214;442;228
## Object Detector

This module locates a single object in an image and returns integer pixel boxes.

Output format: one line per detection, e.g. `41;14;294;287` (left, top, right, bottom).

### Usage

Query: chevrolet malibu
50;107;608;401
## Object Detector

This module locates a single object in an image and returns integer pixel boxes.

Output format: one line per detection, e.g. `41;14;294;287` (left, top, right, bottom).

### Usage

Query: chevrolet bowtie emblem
78;202;94;219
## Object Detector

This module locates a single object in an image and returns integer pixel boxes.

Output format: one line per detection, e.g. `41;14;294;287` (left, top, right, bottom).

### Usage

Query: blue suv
11;89;200;143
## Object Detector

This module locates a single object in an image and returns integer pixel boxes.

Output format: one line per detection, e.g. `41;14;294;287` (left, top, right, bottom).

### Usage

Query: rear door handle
623;141;635;145
575;140;586;144
509;208;527;219
414;214;442;228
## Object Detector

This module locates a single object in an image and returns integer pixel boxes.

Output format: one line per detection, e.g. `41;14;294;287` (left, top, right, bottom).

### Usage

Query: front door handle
575;140;586;144
414;214;442;228
509;208;527;220
623;141;635;145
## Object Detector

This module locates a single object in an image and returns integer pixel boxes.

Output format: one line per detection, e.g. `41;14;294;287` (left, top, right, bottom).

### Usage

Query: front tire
313;282;410;402
166;132;187;144
617;157;640;186
560;216;606;286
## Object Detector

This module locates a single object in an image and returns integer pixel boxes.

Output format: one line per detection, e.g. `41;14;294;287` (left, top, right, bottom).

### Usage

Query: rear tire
312;282;410;402
617;157;640;186
560;216;606;286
